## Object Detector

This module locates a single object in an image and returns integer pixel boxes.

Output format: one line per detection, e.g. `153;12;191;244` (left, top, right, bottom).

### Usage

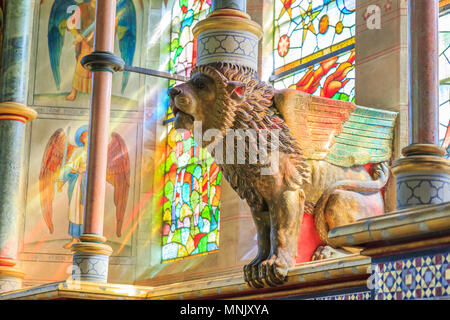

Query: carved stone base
392;144;450;210
0;266;24;293
71;235;113;283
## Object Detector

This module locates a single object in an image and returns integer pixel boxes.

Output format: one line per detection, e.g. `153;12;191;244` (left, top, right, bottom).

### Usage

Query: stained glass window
439;2;450;154
272;0;356;102
169;0;212;79
160;0;219;263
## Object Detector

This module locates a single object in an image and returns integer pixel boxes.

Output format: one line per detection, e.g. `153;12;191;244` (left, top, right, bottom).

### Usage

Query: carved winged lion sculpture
169;63;397;288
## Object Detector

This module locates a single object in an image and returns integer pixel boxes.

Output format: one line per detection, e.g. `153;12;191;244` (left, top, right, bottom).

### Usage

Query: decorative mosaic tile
311;291;371;300
374;252;450;300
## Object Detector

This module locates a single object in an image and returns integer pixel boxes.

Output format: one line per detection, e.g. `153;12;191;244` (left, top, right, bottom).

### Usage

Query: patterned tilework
72;254;109;283
0;277;22;293
396;173;450;210
311;291;371;300
196;30;259;70
374;252;450;300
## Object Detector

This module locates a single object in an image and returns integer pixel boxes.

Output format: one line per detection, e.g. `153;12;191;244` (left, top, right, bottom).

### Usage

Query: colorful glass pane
161;0;219;262
169;0;212;78
274;48;355;101
273;0;356;102
439;7;450;154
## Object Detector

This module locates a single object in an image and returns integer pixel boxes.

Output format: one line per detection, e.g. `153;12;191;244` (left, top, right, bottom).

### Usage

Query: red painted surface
296;212;323;263
296;163;383;263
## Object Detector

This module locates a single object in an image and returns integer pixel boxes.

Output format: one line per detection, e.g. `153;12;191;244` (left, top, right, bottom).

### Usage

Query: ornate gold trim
0;102;37;122
79;234;107;244
0;259;16;267
0;256;371;300
328;202;450;247
193;9;263;39
361;235;450;256
402;143;445;157
231;280;368;300
71;242;113;256
0;266;25;279
391;155;450;175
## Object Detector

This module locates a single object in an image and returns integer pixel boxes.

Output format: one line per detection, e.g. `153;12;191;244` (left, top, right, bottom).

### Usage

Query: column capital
0;266;25;279
71;242;113;256
79;233;107;244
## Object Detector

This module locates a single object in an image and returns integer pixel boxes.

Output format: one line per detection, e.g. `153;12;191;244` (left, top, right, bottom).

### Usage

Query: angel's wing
47;0;81;90
39;129;65;233
275;89;397;167
116;0;136;93
107;133;130;237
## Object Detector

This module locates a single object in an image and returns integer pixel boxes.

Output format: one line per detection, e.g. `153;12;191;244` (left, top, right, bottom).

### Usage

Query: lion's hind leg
312;189;383;260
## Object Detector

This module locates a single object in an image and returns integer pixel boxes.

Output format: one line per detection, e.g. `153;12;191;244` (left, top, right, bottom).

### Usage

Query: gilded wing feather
107;133;130;237
275;89;397;167
274;89;355;160
325;106;397;167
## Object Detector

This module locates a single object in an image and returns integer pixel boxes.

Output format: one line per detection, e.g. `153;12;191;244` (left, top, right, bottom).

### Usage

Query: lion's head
168;63;309;186
169;63;251;135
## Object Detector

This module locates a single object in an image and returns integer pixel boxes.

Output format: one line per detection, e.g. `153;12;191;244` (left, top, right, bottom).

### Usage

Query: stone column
409;0;439;145
391;0;450;210
0;1;37;293
70;0;117;283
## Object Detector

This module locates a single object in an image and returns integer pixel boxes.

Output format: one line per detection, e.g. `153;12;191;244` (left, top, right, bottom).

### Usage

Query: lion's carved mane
192;63;310;209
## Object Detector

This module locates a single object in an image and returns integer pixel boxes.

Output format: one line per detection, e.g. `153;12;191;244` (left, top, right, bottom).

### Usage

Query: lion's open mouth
172;105;195;122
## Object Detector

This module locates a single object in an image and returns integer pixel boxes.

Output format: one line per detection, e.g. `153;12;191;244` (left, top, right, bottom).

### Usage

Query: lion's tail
313;162;389;245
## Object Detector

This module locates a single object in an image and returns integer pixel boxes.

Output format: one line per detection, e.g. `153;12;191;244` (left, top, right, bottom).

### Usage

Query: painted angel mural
0;0;4;57
45;0;137;101
39;125;130;249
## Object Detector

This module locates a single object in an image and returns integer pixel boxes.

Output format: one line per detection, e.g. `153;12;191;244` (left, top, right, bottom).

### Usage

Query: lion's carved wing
275;89;355;160
274;89;397;167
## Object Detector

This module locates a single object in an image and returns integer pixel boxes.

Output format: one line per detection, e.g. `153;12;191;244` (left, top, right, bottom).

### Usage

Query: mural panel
32;0;142;110
23;118;139;258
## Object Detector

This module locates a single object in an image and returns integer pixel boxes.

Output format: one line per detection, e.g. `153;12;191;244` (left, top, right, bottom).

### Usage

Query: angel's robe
60;146;87;239
67;2;95;94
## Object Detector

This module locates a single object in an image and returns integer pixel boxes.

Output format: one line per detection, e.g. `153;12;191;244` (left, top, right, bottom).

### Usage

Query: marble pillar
71;0;116;283
408;0;439;145
0;0;37;293
391;0;450;210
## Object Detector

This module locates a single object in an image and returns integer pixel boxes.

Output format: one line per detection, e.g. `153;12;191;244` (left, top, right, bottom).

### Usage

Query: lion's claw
258;255;289;287
244;256;289;288
244;262;265;288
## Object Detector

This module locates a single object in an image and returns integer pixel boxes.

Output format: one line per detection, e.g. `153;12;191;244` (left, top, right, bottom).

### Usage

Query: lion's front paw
243;261;265;289
311;245;350;261
258;254;291;287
